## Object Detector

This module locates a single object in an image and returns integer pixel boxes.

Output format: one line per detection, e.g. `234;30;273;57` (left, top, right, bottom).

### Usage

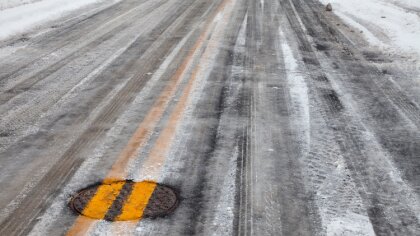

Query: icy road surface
0;0;419;235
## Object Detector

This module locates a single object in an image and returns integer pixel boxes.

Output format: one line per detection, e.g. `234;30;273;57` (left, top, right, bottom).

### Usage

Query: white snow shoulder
319;0;420;58
0;0;107;41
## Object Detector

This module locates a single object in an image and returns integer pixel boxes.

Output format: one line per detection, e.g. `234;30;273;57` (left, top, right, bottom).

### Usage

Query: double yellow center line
66;0;234;234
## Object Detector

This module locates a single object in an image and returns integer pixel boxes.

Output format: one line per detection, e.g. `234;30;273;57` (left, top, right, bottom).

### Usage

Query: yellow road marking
115;181;157;221
66;39;197;235
74;181;157;221
139;0;232;180
140;53;199;178
66;217;96;236
67;0;231;234
123;0;236;234
103;8;210;182
81;181;125;219
67;22;200;236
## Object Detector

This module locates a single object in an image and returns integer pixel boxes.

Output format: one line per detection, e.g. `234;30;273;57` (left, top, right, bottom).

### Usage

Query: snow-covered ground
1;0;41;10
319;0;420;59
0;0;110;41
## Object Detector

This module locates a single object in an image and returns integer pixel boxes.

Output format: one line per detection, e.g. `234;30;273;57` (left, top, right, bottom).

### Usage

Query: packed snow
0;0;110;41
319;0;420;58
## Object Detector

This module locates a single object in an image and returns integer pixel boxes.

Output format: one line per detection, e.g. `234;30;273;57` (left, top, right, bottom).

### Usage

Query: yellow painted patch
115;181;157;221
81;181;125;219
76;181;157;221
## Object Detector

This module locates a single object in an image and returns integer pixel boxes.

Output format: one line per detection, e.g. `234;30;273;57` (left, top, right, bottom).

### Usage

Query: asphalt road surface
0;0;419;235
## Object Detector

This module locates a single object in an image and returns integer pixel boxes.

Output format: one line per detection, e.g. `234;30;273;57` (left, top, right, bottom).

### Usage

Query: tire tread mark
282;0;420;234
0;0;153;84
0;0;213;234
0;0;171;106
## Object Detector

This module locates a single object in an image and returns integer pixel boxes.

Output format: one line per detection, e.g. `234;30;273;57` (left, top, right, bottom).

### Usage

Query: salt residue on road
278;27;310;155
319;0;420;58
0;0;111;41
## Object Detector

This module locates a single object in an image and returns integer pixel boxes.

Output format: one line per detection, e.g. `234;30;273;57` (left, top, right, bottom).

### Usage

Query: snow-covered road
0;0;419;235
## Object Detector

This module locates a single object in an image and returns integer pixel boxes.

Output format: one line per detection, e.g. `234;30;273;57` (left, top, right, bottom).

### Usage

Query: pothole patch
69;180;178;221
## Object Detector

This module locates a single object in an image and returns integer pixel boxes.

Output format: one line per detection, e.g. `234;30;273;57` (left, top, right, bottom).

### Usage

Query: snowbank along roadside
0;0;115;41
319;0;420;61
